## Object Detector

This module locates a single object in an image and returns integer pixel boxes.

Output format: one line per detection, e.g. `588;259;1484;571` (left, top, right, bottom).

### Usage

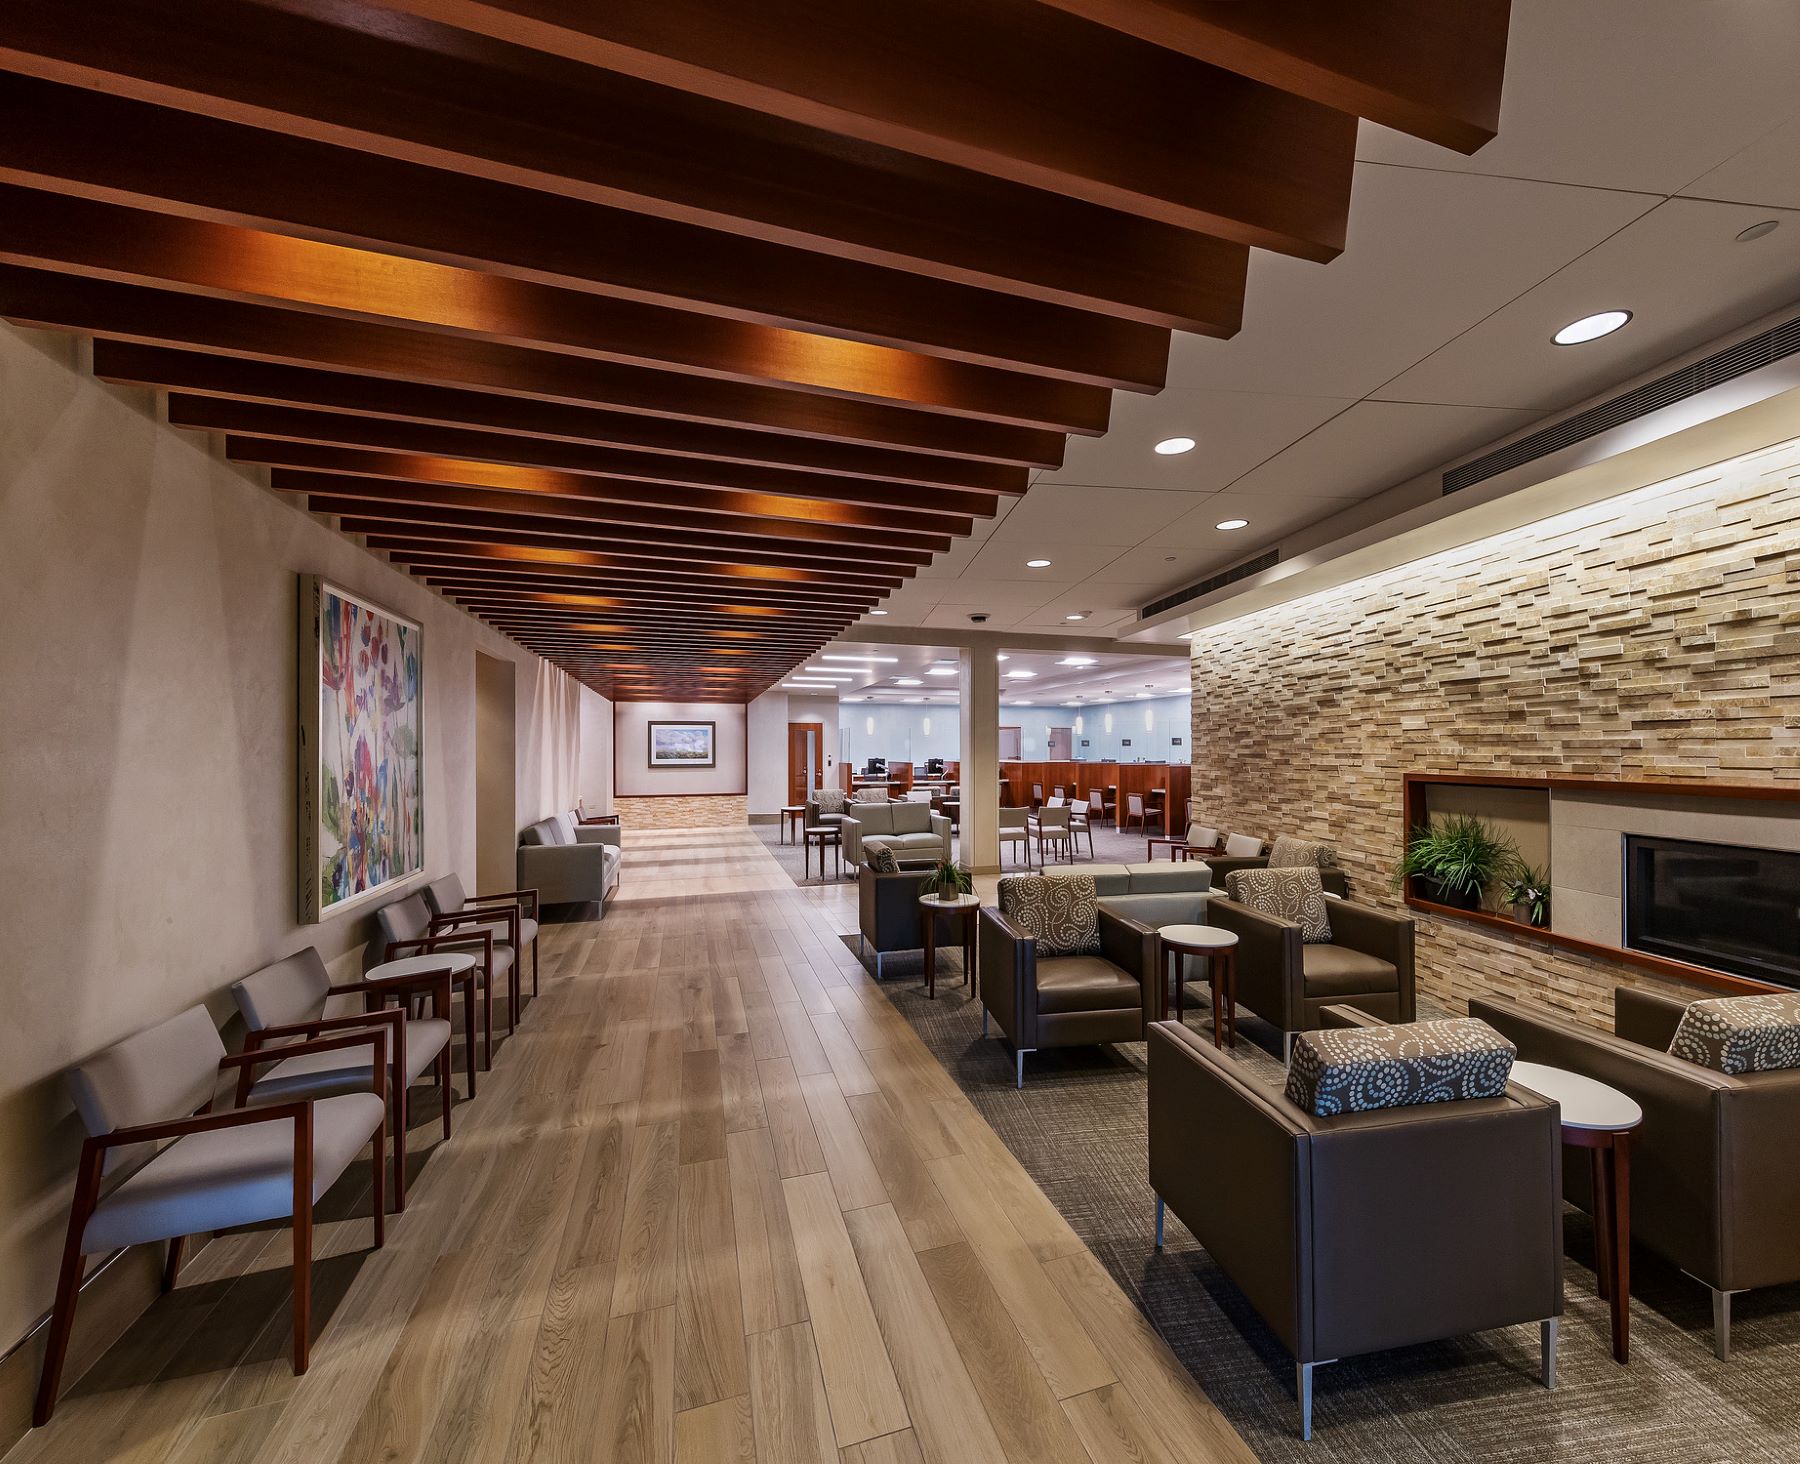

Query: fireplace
1624;835;1800;988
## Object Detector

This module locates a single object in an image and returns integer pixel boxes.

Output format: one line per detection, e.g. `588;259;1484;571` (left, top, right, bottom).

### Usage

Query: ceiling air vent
1443;311;1800;496
1140;548;1279;620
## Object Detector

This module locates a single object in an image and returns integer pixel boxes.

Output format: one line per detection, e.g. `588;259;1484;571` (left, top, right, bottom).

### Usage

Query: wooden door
787;722;823;804
1047;726;1073;760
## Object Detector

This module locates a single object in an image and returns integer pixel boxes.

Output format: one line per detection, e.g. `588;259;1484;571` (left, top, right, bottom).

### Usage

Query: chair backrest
1128;794;1145;815
1051;786;1065;799
890;801;932;834
1031;783;1043;799
1087;789;1104;812
999;807;1029;831
1223;832;1264;858
233;947;332;1032
1036;806;1071;830
375;892;433;951
423;873;468;916
1046;795;1067;808
67;1006;224;1148
1191;824;1221;849
520;816;568;846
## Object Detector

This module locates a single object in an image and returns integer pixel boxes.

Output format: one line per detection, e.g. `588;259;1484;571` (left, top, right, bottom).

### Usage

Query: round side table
1157;925;1238;1048
1509;1061;1644;1364
804;825;841;881
366;950;481;1093
918;892;980;999
780;804;806;844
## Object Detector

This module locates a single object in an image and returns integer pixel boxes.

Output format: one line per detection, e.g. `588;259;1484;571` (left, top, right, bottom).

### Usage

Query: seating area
12;6;1800;1462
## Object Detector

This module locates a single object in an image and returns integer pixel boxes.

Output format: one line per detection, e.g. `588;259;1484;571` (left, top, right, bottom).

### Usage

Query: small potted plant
921;856;973;904
1505;863;1550;928
1392;814;1519;912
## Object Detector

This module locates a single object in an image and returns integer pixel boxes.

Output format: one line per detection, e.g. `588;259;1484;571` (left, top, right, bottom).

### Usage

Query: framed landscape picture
297;576;424;921
647;720;716;768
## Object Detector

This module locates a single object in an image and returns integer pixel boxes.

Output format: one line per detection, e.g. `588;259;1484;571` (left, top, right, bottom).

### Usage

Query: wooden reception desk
999;761;1189;826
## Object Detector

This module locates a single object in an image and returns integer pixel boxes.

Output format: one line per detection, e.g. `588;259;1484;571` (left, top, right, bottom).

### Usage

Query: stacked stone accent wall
614;794;748;830
1189;436;1800;1026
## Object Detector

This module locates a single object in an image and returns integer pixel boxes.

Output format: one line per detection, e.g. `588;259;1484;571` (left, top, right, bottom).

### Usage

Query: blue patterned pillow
1285;1019;1515;1116
1670;994;1800;1075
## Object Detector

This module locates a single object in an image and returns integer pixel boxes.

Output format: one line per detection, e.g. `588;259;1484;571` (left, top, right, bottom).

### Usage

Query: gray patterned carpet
833;933;1800;1462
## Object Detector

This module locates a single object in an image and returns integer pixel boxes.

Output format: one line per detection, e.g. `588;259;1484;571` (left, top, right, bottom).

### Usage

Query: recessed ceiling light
1025;558;1052;569
1215;518;1249;531
995;653;1009;662
1064;612;1089;621
1006;670;1036;679
869;609;889;615
1154;436;1196;456
925;667;958;676
893;677;923;686
1057;656;1097;666
1736;219;1780;243
1553;310;1631;346
821;654;898;663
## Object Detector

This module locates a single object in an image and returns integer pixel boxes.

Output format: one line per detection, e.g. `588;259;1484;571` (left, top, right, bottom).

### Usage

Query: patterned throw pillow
1268;835;1338;870
1285;1018;1516;1116
866;841;901;874
814;788;846;815
1224;867;1333;944
852;788;890;804
997;873;1101;956
1669;993;1800;1075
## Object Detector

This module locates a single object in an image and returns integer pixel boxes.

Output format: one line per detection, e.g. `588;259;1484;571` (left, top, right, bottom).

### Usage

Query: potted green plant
1505;863;1550;927
1392;815;1519;911
921;856;973;904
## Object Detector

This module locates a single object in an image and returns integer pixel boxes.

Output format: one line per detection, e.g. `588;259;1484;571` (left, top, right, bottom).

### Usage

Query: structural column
959;646;1000;872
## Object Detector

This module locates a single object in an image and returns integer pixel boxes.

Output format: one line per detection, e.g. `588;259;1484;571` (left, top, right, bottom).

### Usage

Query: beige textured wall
1189;432;1800;1024
0;324;580;1350
614;794;749;830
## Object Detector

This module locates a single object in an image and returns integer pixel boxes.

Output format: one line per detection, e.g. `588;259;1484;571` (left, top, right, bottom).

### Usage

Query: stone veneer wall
1189;435;1800;1026
615;794;749;830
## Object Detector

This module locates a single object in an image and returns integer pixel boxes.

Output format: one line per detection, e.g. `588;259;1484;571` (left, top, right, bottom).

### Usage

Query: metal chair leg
1713;1287;1735;1361
1296;1361;1315;1441
1541;1317;1558;1387
1154;1196;1165;1249
1016;1047;1026;1088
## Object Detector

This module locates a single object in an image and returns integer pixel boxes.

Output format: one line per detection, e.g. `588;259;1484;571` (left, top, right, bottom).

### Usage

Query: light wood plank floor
11;826;1257;1464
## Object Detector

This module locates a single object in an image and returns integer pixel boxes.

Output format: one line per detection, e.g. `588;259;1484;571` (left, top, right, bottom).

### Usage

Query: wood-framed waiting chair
233;947;456;1212
1087;787;1115;828
36;1006;386;1425
1030;782;1045;811
1067;799;1096;859
998;806;1031;868
1028;804;1074;869
376;893;511;1072
1125;793;1167;837
424;874;542;1000
1051;785;1066;802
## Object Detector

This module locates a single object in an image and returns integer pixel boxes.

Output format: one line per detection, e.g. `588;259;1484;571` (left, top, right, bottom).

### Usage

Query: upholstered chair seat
232;945;457;1213
424;872;541;999
1300;944;1401;997
36;1004;387;1424
1034;957;1142;1014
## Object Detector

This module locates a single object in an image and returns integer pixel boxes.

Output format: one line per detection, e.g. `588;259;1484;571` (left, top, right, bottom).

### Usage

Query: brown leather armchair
977;905;1156;1087
1148;1019;1563;1439
1472;987;1800;1359
857;863;951;978
1207;896;1415;1058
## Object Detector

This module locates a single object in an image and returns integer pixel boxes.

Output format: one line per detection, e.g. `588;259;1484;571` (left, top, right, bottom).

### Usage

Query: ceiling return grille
1139;548;1280;620
1443;311;1800;496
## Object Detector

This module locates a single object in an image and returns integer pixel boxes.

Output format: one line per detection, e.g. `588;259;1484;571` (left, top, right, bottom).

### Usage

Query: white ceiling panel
985;483;1195;545
1158;166;1656;401
961;537;1132;585
1683;116;1800;210
1379;198;1800;411
1358;1;1800;195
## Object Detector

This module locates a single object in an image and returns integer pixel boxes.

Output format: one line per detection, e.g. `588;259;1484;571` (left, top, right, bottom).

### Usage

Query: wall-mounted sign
1171;736;1184;746
1121;738;1132;746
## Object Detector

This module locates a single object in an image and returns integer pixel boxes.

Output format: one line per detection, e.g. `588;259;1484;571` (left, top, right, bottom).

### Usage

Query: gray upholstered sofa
518;810;621;909
841;799;950;867
1040;860;1213;928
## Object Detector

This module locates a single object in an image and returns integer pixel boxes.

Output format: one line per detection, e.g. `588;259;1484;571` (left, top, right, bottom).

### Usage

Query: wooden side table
1509;1062;1644;1363
803;825;841;881
918;892;980;999
780;804;805;844
1156;925;1239;1048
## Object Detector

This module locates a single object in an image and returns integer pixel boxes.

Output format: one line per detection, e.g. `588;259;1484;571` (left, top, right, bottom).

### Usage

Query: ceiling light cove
1215;518;1249;531
926;667;958;676
1025;558;1052;569
1057;655;1097;666
1553;310;1631;346
894;677;924;686
1154;436;1196;456
1006;669;1036;679
821;654;899;663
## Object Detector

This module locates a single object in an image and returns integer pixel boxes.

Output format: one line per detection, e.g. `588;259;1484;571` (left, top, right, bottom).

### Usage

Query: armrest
1326;901;1415;1019
386;928;494;970
1099;909;1156;1026
1208;896;1305;1031
1206;855;1269;885
1614;985;1690;1049
469;887;542;921
243;1008;403;1049
1318;1003;1387;1030
221;1027;389;1074
88;1100;317;1151
574;824;621;847
977;907;1034;1047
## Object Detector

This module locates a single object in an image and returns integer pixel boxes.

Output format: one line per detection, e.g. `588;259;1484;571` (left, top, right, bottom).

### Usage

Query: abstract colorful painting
647;720;716;768
297;577;423;920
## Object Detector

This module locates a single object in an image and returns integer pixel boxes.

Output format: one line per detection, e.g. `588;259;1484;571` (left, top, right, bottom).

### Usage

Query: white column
959;645;1000;872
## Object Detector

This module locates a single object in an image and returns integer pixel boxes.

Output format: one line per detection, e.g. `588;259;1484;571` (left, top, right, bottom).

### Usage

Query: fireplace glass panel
1624;835;1800;988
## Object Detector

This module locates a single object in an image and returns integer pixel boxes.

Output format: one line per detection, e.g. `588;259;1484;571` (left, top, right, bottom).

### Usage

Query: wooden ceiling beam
277;477;952;558
1033;0;1511;153
0;0;1247;331
0;268;1067;466
0;184;1115;431
0;75;1179;383
355;529;907;587
405;565;876;608
374;0;1355;256
95;345;1031;493
186;403;994;525
310;495;937;569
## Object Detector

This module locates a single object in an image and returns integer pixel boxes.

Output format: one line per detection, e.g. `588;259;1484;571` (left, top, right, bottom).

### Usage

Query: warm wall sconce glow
1144;707;1155;730
866;715;875;735
1104;712;1114;733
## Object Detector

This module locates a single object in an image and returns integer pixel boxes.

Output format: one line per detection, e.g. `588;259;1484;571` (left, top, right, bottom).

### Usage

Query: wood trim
1401;770;1791;997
